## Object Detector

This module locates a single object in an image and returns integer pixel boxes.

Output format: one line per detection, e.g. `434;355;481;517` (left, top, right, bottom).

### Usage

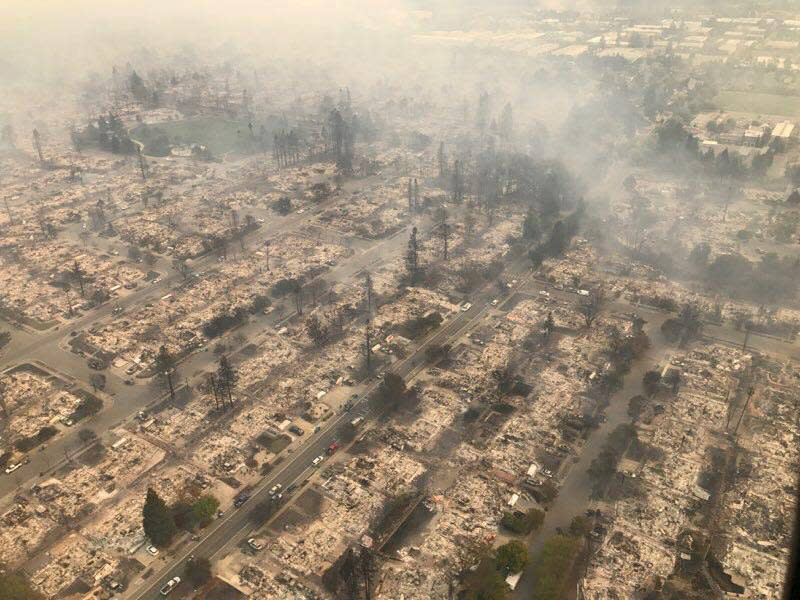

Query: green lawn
713;91;800;117
131;117;258;157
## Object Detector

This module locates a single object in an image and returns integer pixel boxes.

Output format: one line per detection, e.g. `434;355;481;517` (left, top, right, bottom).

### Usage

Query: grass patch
255;432;291;454
714;91;800;117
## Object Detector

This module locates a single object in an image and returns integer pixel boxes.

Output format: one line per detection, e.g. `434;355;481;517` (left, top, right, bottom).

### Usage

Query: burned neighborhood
1;1;800;599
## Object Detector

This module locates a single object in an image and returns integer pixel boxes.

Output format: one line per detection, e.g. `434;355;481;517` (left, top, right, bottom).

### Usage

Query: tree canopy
143;487;177;546
495;540;529;575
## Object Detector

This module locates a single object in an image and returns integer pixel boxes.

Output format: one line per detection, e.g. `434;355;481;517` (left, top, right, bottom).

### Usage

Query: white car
247;538;264;551
4;463;21;474
577;289;590;296
538;290;550;298
160;576;180;596
491;299;499;306
147;545;159;556
312;455;324;467
460;302;472;312
269;484;283;497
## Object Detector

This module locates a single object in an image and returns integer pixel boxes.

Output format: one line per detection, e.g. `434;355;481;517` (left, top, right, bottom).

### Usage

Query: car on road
461;302;472;312
124;378;134;385
88;359;105;370
577;289;590;296
147;545;159;556
491;299;499;306
538;290;550;298
269;484;283;498
60;417;74;427
159;577;180;596
4;463;21;474
312;455;324;467
234;493;250;508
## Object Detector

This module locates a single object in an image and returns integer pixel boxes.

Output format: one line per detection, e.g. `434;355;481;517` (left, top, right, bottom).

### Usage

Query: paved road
125;249;537;599
0;172;401;501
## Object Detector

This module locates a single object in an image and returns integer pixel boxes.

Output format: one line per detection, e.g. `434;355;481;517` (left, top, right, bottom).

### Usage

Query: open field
714;90;800;117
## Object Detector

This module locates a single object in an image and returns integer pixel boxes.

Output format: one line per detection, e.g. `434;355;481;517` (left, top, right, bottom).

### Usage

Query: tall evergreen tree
143;487;177;546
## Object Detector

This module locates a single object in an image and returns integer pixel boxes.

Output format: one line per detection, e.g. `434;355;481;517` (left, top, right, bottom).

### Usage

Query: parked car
269;484;283;498
247;538;264;552
460;302;472;312
147;545;159;556
159;577;180;596
234;493;250;508
312;455;324;467
288;425;304;436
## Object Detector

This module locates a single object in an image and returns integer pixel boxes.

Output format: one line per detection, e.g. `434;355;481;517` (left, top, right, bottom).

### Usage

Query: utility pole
264;240;270;271
365;328;373;374
3;197;12;225
439;207;450;261
209;373;219;410
364;271;374;323
732;386;754;438
137;147;147;181
413;178;419;211
32;128;44;163
742;324;751;351
165;368;175;403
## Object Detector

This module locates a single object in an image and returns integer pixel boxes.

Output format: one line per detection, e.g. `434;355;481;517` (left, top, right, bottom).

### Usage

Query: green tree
500;508;544;535
380;373;406;403
568;515;593;537
192;495;220;527
143;487;177;546
522;206;540;241
495;540;528;575
462;558;508;600
531;535;580;600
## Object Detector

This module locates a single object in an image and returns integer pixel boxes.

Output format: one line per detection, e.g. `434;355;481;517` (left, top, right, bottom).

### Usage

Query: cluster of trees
143;487;220;547
529;201;584;268
273;130;301;167
661;303;703;346
500;508;544;535
327;109;357;173
529;535;581;600
650;118;774;179
587;423;638;497
209;354;237;410
689;247;800;303
72;112;137;155
271;196;292;215
456;259;504;294
461;540;529;600
396;311;442;340
203;307;248;339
